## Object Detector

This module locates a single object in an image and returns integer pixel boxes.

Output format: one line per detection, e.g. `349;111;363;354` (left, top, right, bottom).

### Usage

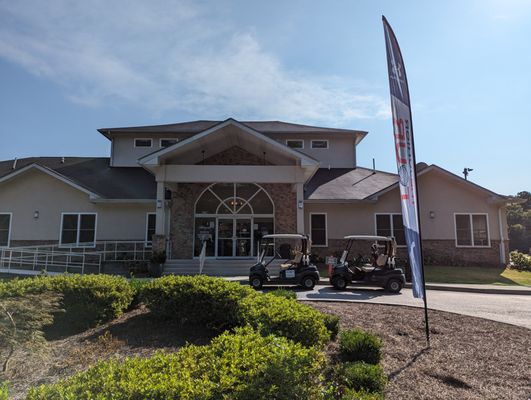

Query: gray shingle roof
305;167;398;201
0;157;156;200
98;119;367;138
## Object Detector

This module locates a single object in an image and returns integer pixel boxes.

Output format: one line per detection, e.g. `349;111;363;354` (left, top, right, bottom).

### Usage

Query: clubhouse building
0;118;510;272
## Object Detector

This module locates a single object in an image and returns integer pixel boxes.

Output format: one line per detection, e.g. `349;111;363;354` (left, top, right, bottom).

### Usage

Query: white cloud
0;0;389;125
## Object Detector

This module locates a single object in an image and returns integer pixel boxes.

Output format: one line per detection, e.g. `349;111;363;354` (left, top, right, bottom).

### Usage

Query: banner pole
382;15;430;346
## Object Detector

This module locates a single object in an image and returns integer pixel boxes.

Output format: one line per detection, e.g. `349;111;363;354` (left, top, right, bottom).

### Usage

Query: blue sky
0;0;529;195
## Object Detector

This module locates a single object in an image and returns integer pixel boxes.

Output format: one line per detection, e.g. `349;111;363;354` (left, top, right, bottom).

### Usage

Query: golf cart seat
359;264;377;272
376;254;388;267
280;252;302;270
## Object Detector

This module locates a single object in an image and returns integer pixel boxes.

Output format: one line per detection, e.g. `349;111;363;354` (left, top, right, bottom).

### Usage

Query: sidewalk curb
405;283;531;296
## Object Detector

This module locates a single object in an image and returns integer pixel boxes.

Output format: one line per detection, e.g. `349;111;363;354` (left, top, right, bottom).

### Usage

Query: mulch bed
6;303;530;399
309;301;531;400
6;305;214;400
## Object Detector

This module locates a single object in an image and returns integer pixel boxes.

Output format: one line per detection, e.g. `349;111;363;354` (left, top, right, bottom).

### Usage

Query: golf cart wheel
386;278;402;293
250;276;263;290
301;276;316;290
331;276;347;290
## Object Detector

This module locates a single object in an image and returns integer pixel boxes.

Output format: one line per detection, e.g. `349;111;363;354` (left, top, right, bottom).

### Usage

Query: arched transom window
194;183;274;258
195;183;274;216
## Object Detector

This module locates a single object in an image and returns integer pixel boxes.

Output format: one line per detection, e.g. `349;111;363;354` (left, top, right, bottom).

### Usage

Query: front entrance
193;183;275;259
217;218;252;257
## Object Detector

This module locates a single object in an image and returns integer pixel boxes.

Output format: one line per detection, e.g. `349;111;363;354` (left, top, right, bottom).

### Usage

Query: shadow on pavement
301;287;400;301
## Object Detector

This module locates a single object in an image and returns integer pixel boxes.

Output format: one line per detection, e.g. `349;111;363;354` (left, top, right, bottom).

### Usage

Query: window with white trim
311;140;328;149
160;138;178;148
60;213;97;247
134;138;152;147
145;213;156;247
375;214;406;246
310;213;327;246
0;213;11;247
455;214;489;247
286;139;304;149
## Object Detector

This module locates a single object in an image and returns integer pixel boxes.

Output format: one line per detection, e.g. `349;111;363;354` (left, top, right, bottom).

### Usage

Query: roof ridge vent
12;158;17;169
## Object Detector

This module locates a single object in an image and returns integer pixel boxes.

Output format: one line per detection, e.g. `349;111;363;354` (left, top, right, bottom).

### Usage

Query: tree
0;292;62;373
507;191;531;253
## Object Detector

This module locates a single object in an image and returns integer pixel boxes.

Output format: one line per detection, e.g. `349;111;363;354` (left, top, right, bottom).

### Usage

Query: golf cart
329;235;406;293
249;234;320;290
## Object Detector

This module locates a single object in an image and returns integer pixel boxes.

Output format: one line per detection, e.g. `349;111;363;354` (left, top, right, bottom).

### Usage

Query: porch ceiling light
34;210;39;219
429;211;435;219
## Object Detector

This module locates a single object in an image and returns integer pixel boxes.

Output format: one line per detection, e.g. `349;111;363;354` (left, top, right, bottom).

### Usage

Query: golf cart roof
343;235;393;241
262;234;306;240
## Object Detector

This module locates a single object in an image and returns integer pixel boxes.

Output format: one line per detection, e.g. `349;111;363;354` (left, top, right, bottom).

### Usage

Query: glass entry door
216;218;252;257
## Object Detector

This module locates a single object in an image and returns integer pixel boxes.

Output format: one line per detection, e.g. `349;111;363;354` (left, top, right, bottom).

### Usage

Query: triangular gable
0;163;101;200
139;118;319;167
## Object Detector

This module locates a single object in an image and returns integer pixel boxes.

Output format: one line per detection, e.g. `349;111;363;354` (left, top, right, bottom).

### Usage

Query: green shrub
128;277;150;308
0;382;8;400
339;329;382;364
340;362;387;394
0;274;133;334
269;288;297;299
141;275;255;330
509;251;531;271
323;313;340;339
239;293;330;347
27;327;326;400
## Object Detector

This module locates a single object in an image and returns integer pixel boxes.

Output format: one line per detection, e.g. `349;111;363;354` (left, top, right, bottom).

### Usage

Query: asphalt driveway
294;285;531;329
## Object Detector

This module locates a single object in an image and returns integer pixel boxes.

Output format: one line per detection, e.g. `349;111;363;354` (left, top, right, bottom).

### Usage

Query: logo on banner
398;164;410;186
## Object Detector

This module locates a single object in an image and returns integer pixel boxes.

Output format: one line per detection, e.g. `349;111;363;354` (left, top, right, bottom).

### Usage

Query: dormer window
311;140;328;149
286;139;304;149
160;138;178;148
134;138;152;148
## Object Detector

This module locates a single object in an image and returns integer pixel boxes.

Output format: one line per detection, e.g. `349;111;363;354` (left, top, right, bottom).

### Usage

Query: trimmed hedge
239;293;331;347
0;274;133;333
27;327;326;400
340;362;387;394
323;313;340;339
339;329;382;364
269;288;297;299
141;276;331;346
141;275;255;330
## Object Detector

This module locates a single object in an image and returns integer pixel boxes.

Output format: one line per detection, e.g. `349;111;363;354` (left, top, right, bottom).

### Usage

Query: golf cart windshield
257;234;311;266
340;235;397;267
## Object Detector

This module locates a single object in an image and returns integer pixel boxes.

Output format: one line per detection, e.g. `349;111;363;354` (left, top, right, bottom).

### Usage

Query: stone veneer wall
169;182;297;259
262;183;297;235
170;183;209;259
311;238;505;267
200;146;273;165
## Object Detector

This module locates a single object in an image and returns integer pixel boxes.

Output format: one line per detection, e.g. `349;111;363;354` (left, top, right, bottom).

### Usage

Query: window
375;214;406;246
145;213;156;247
286;139;304;149
311;140;328;149
160;138;178;148
454;214;490;247
310;213;327;246
0;213;11;247
60;213;97;247
134;138;152;147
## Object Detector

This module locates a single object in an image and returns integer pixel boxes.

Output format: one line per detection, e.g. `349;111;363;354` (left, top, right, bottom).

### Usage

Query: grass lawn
424;266;531;286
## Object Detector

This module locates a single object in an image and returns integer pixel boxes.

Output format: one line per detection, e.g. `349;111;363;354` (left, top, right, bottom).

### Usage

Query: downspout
498;206;506;265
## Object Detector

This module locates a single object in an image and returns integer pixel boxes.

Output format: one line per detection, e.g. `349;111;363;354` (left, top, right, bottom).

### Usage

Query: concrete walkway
295;285;531;329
